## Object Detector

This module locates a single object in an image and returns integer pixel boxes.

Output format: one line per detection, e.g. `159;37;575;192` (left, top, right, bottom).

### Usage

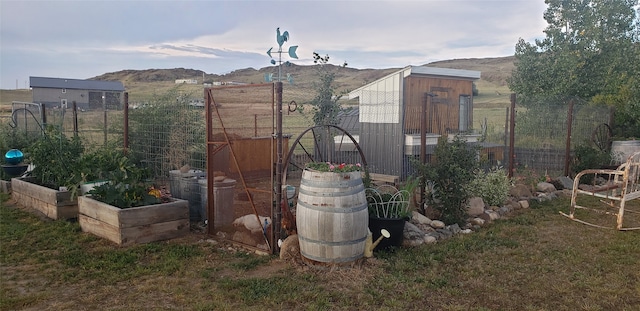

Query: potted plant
366;177;419;250
78;155;189;246
12;126;85;220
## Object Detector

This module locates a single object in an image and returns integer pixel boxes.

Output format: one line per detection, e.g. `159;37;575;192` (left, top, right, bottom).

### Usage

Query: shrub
572;143;613;183
417;136;480;226
466;168;512;206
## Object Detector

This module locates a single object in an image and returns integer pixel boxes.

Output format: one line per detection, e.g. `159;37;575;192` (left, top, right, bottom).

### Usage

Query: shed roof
348;65;480;99
30;76;125;92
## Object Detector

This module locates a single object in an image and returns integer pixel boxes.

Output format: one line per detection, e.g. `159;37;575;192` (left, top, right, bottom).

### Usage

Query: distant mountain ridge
92;56;515;90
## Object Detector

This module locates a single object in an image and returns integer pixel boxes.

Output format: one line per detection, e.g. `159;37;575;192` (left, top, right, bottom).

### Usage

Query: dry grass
1;192;639;310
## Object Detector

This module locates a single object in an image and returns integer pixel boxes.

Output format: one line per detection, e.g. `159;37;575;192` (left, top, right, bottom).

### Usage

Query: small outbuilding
30;76;125;110
347;66;490;178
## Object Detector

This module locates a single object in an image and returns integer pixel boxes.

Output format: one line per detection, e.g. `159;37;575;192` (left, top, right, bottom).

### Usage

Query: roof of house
30;76;125;92
348;65;480;99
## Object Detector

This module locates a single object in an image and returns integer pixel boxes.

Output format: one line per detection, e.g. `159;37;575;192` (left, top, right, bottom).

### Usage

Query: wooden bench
561;150;640;230
363;172;400;186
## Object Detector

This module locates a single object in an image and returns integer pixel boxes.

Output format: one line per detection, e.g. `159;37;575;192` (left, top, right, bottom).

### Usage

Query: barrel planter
296;169;368;264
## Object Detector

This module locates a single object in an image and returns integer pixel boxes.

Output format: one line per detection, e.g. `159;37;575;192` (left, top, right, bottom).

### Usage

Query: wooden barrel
296;169;368;264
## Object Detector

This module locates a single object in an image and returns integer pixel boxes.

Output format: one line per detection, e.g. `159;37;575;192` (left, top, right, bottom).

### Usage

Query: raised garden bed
11;177;78;220
78;196;190;246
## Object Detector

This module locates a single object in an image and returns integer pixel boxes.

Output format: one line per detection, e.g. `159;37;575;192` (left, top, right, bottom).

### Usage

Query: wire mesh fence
512;96;612;175
3;88;614;183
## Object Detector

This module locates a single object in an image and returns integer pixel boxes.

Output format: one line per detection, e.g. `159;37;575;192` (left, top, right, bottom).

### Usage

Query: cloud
0;0;548;89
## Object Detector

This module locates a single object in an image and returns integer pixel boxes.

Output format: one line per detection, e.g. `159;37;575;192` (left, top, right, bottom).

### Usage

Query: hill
1;56;515;107
92;56;515;106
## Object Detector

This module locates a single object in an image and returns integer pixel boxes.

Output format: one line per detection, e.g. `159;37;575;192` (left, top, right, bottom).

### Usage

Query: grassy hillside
0;56;515;109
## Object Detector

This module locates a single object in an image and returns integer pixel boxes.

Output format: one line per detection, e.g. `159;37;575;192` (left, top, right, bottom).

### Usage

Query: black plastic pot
368;216;407;251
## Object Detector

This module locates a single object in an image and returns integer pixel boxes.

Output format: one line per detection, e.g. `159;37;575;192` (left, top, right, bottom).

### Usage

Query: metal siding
360;122;404;177
358;72;402;123
30;76;125;92
408;66;481;80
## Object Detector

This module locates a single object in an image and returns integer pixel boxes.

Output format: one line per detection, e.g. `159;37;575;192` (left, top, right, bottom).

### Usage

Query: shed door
429;87;451;134
459;95;471;132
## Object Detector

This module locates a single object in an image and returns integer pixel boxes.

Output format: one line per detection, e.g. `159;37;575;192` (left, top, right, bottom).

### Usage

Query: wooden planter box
0;180;11;194
11;177;78;220
78;196;189;246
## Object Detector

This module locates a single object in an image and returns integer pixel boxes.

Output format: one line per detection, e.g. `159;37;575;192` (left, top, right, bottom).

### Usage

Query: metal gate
204;83;277;253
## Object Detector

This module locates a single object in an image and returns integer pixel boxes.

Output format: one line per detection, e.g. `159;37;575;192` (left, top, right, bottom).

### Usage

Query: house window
62;89;66;93
459;95;471;132
61;99;68;109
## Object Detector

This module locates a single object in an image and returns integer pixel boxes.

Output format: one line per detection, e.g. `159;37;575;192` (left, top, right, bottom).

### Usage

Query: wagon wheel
282;125;367;178
278;125;367;239
591;123;612;152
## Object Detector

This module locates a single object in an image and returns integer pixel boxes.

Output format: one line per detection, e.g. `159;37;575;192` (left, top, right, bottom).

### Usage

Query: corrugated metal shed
30;76;125;91
347;65;482;179
348;66;480;100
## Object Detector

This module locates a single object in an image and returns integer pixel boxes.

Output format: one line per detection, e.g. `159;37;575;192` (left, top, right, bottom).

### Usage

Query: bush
417;136;480;226
466;168;511;206
572;143;613;183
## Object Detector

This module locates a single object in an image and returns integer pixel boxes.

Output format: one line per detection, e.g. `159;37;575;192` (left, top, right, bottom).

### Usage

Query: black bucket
368;216;406;251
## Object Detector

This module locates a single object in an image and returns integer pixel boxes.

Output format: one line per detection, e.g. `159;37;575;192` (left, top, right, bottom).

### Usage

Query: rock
447;223;462;235
518;200;530;209
416;223;436;233
404;222;426;240
510;184;532;198
430;220;445;229
426;232;441;240
558;176;574;190
479;212;492;223
436;228;453;240
467;197;485;216
471;217;485;226
412;211;432;225
485;210;500;221
537;182;557;193
423;235;437;243
498;206;510;216
461;229;473;234
279;234;300;261
503;198;519;210
204;239;219;245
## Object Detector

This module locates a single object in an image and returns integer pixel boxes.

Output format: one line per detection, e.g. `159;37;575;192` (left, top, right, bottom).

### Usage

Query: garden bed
78;196;190;246
11;177;78;220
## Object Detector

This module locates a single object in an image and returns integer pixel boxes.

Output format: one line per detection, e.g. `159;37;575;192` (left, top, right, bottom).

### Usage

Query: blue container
5;149;24;165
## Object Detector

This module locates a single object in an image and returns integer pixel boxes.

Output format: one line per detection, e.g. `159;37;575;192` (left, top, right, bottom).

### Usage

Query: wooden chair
561;150;640;230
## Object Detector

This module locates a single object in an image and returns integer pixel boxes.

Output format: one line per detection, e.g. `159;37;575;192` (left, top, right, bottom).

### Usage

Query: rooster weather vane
266;27;298;84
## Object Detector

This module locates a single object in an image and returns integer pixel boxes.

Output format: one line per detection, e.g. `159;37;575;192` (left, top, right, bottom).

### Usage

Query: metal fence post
564;99;574;176
508;93;516;178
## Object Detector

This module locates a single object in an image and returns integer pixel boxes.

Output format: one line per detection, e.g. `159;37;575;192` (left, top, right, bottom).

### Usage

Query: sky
0;0;548;89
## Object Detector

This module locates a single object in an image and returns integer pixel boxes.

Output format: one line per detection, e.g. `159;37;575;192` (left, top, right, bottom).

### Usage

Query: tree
508;0;640;136
305;52;348;126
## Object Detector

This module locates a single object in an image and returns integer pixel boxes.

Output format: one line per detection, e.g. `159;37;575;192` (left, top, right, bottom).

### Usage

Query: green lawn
1;192;639;310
